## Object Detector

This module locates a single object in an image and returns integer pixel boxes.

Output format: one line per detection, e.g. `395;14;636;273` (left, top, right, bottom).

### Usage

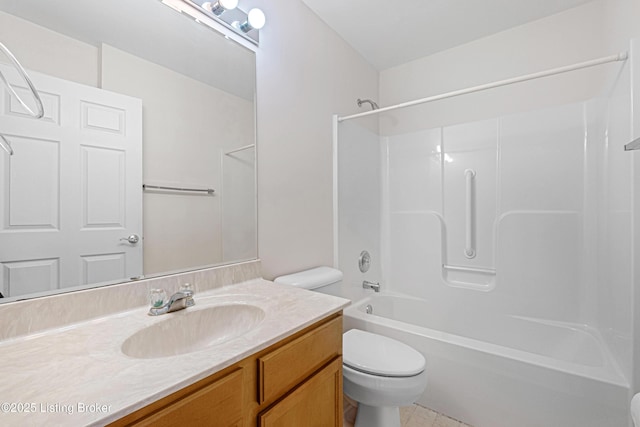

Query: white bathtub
343;293;629;427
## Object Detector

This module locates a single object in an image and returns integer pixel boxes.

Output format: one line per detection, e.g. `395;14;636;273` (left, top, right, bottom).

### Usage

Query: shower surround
335;50;635;426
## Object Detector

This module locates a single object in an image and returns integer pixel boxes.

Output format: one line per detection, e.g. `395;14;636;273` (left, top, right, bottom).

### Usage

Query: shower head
357;98;379;110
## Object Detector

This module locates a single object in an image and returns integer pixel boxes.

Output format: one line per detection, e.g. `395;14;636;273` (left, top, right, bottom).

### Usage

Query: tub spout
363;280;380;293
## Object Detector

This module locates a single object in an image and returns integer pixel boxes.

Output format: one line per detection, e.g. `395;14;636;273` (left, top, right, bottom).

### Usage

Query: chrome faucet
148;289;195;316
362;280;380;293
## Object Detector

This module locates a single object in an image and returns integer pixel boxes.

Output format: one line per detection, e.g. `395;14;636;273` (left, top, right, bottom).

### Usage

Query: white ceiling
301;0;595;70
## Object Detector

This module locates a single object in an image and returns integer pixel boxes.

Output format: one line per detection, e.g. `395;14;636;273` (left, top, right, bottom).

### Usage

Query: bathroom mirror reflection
0;0;257;303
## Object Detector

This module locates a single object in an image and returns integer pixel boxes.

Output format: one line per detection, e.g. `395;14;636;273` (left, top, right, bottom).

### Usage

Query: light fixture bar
182;0;264;45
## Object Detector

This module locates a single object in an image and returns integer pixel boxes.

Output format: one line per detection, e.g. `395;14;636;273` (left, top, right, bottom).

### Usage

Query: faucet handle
174;287;195;307
149;288;167;308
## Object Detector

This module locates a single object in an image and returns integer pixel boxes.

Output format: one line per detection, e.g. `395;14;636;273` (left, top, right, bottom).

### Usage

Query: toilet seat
343;329;425;377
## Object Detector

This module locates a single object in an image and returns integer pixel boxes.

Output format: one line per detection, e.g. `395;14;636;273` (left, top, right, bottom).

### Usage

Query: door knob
120;234;140;244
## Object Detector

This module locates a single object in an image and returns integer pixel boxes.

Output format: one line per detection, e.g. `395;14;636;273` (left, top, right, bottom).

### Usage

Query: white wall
0;11;258;277
379;1;608;135
0;10;98;87
101;45;254;275
244;0;379;280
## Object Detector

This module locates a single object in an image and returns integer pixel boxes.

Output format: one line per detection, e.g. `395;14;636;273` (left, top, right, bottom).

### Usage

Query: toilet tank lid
273;266;343;290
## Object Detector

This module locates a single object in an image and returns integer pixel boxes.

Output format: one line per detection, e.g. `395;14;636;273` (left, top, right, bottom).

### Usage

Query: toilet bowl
343;328;428;427
274;267;428;427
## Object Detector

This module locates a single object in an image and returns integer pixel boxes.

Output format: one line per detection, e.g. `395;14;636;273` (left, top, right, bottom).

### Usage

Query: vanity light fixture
202;0;237;16
182;0;266;45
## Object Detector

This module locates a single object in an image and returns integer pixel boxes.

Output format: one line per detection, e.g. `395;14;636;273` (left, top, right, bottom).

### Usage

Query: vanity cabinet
109;313;343;427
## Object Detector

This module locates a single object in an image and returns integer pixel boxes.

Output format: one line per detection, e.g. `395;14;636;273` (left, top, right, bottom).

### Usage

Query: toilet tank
273;266;343;296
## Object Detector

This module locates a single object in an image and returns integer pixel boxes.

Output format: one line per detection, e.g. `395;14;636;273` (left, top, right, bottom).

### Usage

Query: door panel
81;145;125;228
5;135;59;229
2;258;59;297
81;253;126;286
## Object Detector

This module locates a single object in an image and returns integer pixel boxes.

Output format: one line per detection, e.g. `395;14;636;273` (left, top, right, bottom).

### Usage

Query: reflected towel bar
224;144;255;155
624;137;640;151
443;264;496;275
0;42;45;119
143;184;215;195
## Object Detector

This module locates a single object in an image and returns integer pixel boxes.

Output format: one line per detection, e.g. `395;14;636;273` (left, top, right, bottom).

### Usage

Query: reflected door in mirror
0;66;143;297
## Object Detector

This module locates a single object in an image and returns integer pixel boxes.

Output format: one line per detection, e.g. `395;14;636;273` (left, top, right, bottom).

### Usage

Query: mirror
0;0;257;303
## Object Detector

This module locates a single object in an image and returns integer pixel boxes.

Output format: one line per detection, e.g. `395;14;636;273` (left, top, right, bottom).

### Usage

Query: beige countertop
0;279;349;426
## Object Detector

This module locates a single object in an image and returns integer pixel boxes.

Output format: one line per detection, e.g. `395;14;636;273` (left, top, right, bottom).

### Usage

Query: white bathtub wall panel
602;92;631;214
630;37;640;394
337;121;383;293
597;68;633;381
338;122;381;213
442;119;497;273
580;99;605;329
499;103;586;213
388;212;444;297
387;128;442;213
386;126;443;296
496;212;583;321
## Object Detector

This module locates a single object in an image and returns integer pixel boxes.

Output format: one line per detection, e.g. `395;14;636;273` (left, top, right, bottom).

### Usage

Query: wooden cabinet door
126;369;243;427
258;357;343;427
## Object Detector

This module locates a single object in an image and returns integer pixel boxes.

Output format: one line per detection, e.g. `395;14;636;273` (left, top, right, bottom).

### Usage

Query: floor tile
433;412;461;427
400;405;417;424
409;405;439;425
343;401;472;427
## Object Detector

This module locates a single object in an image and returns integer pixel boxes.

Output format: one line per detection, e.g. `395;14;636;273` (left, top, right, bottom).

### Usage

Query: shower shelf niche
442;263;496;291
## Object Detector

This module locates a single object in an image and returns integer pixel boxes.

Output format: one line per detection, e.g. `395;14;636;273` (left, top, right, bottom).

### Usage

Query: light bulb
247;8;265;30
239;8;266;32
204;0;238;15
219;0;238;10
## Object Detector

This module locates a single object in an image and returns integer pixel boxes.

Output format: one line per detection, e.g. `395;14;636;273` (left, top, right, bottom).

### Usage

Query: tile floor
343;397;473;427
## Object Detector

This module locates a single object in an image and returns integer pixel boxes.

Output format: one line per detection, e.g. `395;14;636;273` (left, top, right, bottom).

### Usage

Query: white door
0;65;143;298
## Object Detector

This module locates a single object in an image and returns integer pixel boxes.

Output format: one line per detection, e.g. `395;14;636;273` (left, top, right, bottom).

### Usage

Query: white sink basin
121;303;265;359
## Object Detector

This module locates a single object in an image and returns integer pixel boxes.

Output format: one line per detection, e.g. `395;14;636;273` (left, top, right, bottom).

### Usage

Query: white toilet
274;266;428;427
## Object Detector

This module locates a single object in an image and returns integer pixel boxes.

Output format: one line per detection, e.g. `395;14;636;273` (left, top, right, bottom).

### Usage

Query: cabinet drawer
258;315;342;404
129;368;243;427
258;357;343;427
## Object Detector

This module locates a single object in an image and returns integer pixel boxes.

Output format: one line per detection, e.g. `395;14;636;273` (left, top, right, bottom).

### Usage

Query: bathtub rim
344;291;628;388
